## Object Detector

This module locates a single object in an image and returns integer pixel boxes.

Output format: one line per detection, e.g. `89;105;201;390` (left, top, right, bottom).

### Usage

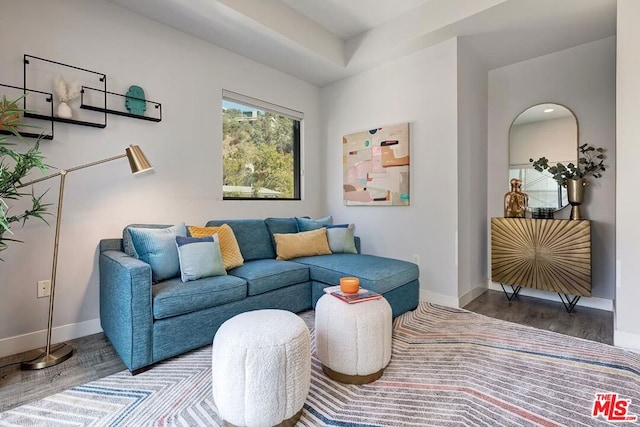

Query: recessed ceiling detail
106;0;616;87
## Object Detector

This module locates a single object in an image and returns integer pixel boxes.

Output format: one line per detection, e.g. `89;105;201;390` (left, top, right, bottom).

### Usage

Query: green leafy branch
0;95;51;257
529;143;607;188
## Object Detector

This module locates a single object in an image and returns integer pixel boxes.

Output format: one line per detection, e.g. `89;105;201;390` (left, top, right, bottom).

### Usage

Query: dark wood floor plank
463;290;613;345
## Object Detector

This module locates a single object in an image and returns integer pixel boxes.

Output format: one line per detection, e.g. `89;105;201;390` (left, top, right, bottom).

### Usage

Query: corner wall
615;0;640;351
0;0;324;356
457;38;489;306
487;37;616;302
321;38;460;306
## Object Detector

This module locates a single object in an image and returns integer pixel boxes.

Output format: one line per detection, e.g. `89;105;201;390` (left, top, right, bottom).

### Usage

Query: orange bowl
340;277;360;294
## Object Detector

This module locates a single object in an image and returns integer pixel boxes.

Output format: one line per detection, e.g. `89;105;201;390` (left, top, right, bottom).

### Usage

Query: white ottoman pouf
211;309;311;427
315;293;392;384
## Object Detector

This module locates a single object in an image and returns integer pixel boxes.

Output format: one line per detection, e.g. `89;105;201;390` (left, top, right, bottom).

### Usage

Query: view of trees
222;105;297;199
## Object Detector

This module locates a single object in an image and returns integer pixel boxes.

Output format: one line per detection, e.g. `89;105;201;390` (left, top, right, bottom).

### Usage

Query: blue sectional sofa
99;217;419;372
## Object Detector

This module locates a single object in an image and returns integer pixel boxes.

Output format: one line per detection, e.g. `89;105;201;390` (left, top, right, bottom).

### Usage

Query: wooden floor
463;289;614;345
0;291;614;413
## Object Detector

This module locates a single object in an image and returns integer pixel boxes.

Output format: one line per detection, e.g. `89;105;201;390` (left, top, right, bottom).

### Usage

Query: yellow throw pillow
274;228;332;261
188;224;244;270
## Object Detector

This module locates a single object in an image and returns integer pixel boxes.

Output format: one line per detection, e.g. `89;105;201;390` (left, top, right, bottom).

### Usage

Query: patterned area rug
1;303;639;426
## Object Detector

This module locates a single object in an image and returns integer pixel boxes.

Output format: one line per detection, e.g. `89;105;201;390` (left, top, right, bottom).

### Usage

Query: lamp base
21;343;73;370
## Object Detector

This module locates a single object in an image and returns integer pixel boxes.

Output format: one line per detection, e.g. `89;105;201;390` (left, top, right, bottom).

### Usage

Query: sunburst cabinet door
491;218;591;296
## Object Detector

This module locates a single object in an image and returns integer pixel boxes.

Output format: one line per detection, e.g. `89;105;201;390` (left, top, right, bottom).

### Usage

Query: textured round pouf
315;293;392;384
211;309;311;427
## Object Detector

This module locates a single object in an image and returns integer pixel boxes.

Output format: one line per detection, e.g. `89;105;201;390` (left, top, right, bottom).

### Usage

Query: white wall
457;38;489;306
321;38;460;305
0;0;324;355
488;36;616;300
615;0;640;351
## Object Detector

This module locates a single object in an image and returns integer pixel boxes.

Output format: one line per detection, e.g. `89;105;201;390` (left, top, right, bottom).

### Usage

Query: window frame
222;90;302;201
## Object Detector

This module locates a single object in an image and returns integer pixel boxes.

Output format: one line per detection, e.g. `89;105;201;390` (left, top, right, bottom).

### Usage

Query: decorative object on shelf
18;145;152;370
530;143;607;220
0;83;54;139
125;85;146;116
53;75;81;119
343;122;410;206
24;55;107;128
80;86;162;122
0;94;50;257
567;178;589;220
531;207;555;219
504;178;528;218
339;277;360;294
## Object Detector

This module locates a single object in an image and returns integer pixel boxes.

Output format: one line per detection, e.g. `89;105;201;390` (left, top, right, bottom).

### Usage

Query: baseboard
419;289;460;308
487;282;613;312
0;318;103;358
614;329;640;353
458;285;487;308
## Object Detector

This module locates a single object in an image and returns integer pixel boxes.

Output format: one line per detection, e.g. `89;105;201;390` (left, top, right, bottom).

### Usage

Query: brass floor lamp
18;145;152;370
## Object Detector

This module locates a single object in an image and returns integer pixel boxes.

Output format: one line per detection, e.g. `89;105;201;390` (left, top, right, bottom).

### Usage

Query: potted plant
0;95;50;257
530;143;607;220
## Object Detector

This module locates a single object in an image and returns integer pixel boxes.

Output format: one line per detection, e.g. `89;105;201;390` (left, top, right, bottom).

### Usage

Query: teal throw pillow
326;224;357;254
176;235;226;282
127;223;187;282
295;215;333;232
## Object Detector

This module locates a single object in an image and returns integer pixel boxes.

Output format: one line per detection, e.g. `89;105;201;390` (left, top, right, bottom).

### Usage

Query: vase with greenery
0;95;50;257
530;143;607;220
529;143;607;188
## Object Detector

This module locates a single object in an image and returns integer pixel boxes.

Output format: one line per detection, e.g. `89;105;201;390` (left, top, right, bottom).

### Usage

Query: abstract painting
343;123;410;206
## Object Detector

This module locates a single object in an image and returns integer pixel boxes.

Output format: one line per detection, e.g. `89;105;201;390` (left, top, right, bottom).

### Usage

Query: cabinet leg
558;293;580;313
500;283;522;301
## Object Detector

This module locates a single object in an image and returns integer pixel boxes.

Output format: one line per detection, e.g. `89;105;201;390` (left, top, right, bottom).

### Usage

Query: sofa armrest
99;249;153;371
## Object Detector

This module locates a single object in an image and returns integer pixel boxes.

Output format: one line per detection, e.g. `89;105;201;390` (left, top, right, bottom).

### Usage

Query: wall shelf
23;55;107;128
80;86;162;122
0;83;54;140
23;111;106;128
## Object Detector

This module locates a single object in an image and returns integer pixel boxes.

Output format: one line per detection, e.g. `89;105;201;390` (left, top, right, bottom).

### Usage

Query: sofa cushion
152;274;247;319
176;235;227;282
293;253;419;294
229;259;310;296
265;217;299;249
295;216;333;232
205;219;275;261
326;224;357;254
188;224;244;270
125;223;187;282
274;228;332;260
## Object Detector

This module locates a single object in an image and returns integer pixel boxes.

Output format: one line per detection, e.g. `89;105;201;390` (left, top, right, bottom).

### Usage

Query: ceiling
106;0;617;87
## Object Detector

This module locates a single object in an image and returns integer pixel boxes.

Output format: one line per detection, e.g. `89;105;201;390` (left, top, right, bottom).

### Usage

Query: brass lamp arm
17;153;127;189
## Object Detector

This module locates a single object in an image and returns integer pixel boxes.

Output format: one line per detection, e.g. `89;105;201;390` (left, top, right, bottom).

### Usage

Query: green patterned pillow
326;224;357;254
176;235;226;282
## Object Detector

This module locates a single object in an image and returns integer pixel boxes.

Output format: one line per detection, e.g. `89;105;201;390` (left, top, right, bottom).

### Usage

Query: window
222;90;301;200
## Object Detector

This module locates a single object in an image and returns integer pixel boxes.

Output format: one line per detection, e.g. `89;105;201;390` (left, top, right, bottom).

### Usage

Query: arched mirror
508;103;577;210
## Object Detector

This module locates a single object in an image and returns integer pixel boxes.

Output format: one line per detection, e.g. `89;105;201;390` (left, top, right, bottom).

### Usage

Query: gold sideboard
491;218;591;297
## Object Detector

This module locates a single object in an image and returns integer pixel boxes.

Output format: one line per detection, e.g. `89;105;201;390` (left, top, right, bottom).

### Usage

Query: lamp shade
126;145;152;174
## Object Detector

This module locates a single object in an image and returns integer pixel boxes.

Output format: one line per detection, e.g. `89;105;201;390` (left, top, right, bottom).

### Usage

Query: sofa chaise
99;217;419;372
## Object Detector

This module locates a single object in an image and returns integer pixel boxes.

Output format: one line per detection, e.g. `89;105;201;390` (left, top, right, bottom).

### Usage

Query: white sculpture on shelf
53;75;81;119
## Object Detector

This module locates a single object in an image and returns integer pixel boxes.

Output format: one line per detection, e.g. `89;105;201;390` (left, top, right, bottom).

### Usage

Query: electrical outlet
37;280;51;298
